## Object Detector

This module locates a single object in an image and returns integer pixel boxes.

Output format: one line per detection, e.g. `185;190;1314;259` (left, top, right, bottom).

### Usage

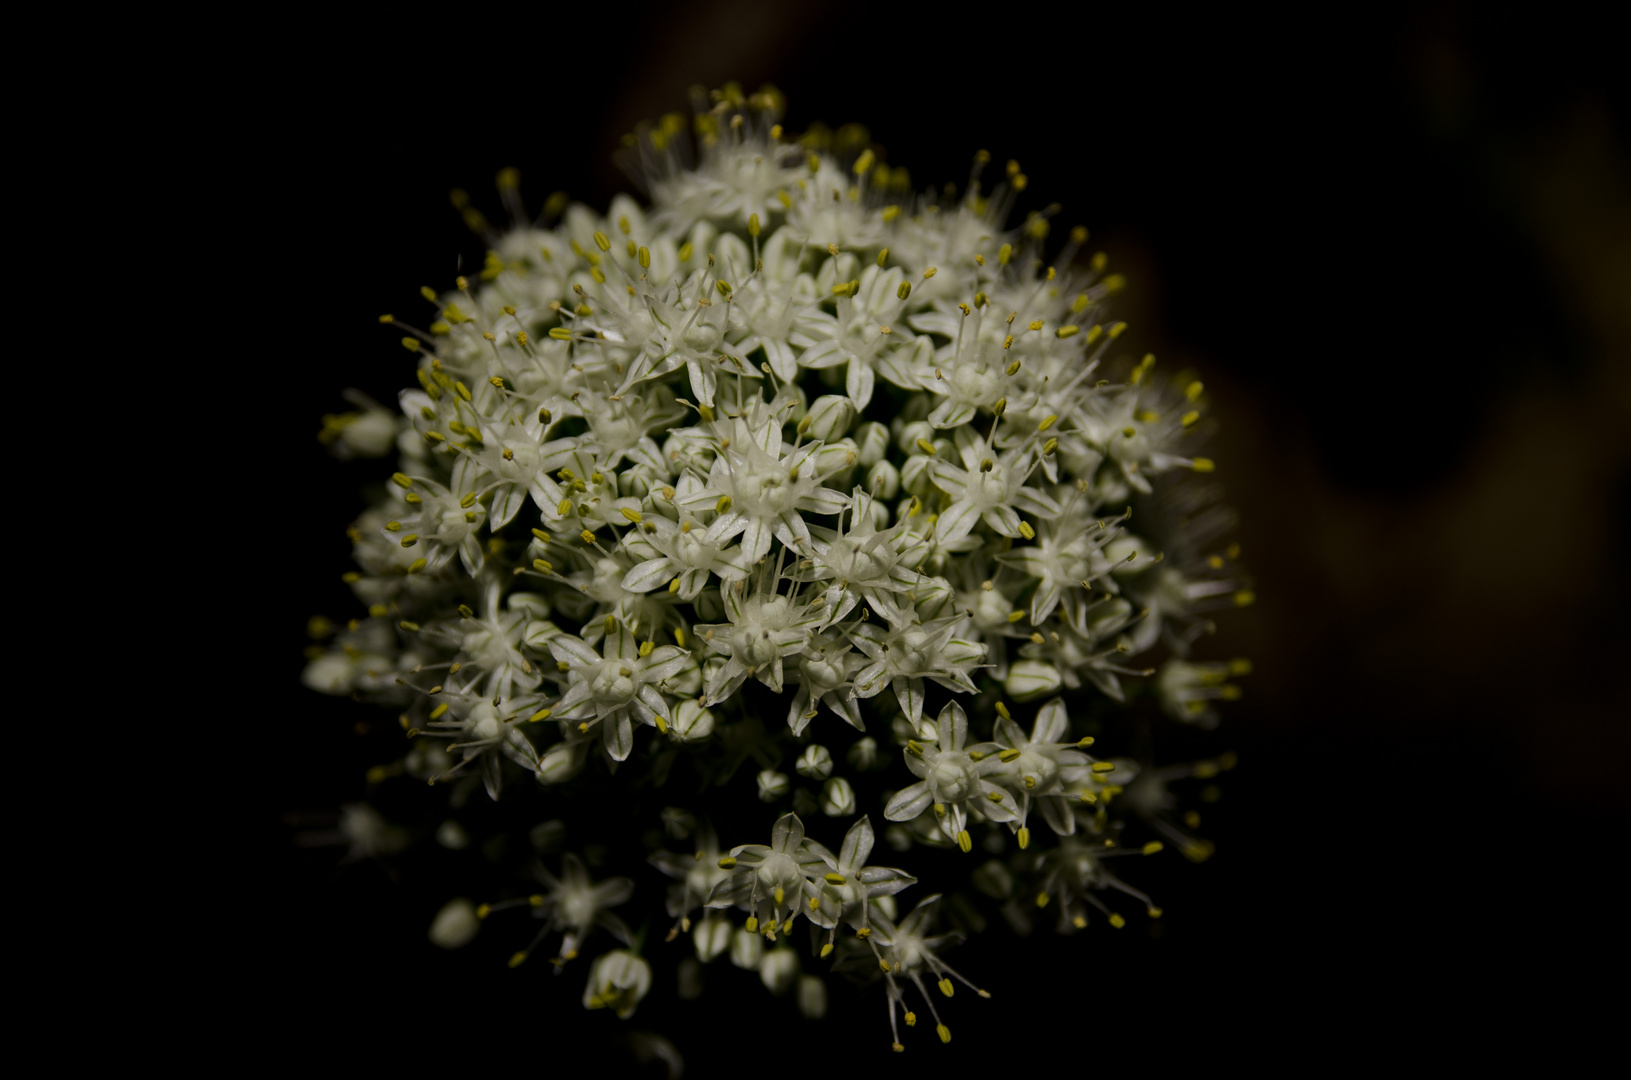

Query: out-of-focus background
250;1;1625;1066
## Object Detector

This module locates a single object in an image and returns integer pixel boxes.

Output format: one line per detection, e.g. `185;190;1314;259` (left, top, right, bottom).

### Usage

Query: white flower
707;812;834;941
926;436;1061;546
499;853;633;968
676;398;851;564
849;617;986;729
694;577;819;704
805;816;916;952
547;621;690;760
1155;657;1250;727
983;699;1094;840
869;895;989;1051
884;702;1017;852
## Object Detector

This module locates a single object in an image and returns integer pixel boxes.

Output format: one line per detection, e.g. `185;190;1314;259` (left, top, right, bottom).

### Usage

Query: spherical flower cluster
305;83;1250;1054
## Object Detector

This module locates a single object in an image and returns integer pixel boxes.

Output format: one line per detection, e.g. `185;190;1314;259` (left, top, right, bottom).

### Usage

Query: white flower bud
1105;535;1155;575
865;459;900;500
730;926;764;969
536;741;587;784
854;421;890;467
797;974;828;1019
427;898;480;949
1006;659;1063;701
695;916;733;962
896;419;935;455
759;947;799;995
820;777;855;816
333;409;398;459
848;736;879;770
795;744;833;779
301;652;356;695
900;452;935;497
803;395;856;443
672;699;715;742
757;769;790;800
583;949;652;1019
812;438;859;486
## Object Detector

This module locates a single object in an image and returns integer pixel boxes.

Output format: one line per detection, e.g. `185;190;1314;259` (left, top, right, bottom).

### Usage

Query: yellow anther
1123;427;1138;438
810;896;821;911
937;1024;951;1044
1006;359;1021;376
398;620;420;632
557;498;573;517
746;916;758;932
1043;438;1058;455
824;873;846;885
896;280;912;301
856;927;871;939
1017;827;1031;849
1035;891;1050;908
529;708;552;722
879;959;891;973
673;627;686;647
1142;841;1165;856
938;978;954;998
773;887;785;906
998;748;1022;763
1182;410;1201;429
1091;761;1116;773
853;148;875;175
1109;913;1126;929
1002;334;1014;350
580;530;597;544
620;507;643;524
986;791;1003;803
638;640;654;658
993;397;1007;417
475;904;492;920
669;577;682;594
427;702;449;721
932;801;945;816
876;246;890;266
548;327;572;340
1017;521;1035;540
915;438;938;456
718;856;738;869
1148;907;1164;919
997;243;1012;265
821;943;834;958
957;830;972;853
903;1010;915;1026
592;230;611;252
1234;589;1256;606
1191;457;1216;473
1077;736;1095;748
716;279;733;297
892;1043;904;1053
1028;320;1044;332
715;495;733;513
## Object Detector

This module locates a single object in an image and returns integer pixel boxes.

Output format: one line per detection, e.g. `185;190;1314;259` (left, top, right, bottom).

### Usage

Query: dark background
238;1;1625;1067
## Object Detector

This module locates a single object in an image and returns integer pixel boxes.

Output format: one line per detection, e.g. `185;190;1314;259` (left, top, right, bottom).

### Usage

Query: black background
232;1;1625;1069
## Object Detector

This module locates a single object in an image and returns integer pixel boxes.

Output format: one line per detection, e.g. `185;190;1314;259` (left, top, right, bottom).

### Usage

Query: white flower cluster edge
307;83;1252;1053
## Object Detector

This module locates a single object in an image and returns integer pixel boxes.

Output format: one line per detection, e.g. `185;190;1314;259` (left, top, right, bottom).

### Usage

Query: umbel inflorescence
306;84;1250;1053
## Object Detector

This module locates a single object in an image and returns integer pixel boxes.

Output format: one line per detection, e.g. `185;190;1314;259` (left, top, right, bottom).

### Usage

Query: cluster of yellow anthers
308;82;1249;1052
